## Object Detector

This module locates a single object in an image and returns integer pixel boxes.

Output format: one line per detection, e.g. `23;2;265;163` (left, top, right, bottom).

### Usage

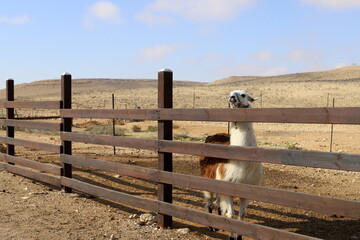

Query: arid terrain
1;66;360;239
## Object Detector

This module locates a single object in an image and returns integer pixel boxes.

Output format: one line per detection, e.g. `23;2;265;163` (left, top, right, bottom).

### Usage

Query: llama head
228;90;256;108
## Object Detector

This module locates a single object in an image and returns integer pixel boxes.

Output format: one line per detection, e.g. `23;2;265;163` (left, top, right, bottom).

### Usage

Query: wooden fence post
6;79;15;160
157;69;173;228
112;93;116;155
61;73;72;193
329;98;335;152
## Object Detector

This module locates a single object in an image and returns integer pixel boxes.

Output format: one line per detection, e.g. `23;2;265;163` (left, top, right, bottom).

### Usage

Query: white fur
222;121;263;220
219;90;263;220
201;90;263;238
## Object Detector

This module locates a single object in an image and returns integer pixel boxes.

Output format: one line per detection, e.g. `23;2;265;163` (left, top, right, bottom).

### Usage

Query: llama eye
241;94;246;98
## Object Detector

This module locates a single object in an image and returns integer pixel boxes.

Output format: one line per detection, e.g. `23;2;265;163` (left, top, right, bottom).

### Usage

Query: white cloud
218;64;288;76
184;53;226;65
84;1;124;28
137;43;184;62
302;64;329;72
0;15;29;24
300;0;360;9
136;0;256;24
251;50;273;61
135;11;174;25
286;48;322;62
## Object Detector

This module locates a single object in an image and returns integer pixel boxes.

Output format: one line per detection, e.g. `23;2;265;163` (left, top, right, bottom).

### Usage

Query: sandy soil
0;169;217;240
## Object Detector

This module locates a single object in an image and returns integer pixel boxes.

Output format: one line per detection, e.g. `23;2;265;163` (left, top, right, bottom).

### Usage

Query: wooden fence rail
0;136;61;153
60;154;360;219
0;162;61;187
0;153;62;175
0;101;61;109
60;107;360;124
60;132;360;172
1;71;359;240
0;119;61;131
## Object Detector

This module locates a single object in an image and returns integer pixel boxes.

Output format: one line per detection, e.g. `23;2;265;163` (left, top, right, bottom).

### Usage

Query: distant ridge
0;78;204;99
1;66;360;99
208;76;261;85
209;66;360;86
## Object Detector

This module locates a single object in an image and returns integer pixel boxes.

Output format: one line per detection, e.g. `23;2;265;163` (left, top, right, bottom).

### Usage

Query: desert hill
0;78;204;100
211;66;360;85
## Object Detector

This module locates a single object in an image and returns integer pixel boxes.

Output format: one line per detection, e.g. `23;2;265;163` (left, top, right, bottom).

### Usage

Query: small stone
114;174;120;178
109;234;118;240
129;214;137;219
21;196;30;200
29;192;47;195
139;213;156;225
177;228;190;234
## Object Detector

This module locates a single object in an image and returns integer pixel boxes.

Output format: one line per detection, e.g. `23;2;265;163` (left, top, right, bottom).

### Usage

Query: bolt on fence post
61;73;72;193
6;79;15;161
157;69;173;228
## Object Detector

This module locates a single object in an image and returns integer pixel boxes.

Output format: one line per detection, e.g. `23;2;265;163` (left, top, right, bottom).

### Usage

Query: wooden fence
0;70;360;240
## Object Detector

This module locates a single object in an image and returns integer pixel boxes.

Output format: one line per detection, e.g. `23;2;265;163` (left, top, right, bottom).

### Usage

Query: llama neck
229;122;257;147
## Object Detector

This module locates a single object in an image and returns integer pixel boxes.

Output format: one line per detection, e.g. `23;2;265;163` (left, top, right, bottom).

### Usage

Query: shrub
132;125;142;132
86;125;126;136
174;134;203;142
287;142;303;150
115;127;127;136
147;125;157;132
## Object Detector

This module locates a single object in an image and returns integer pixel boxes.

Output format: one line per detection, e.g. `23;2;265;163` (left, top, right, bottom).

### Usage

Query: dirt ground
1;120;360;240
0;169;217;240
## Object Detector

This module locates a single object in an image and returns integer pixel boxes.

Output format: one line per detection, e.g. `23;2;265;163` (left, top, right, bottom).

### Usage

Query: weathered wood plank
159;140;360;172
60;109;158;120
61;155;155;180
61;155;360;219
159;107;360;124
61;73;73;193
6;80;15;157
60;107;360;124
60;132;158;151
0;136;61;153
157;69;173;228
0;101;61;109
61;134;360;172
0;119;61;131
0;162;61;186
0;153;61;175
61;177;318;240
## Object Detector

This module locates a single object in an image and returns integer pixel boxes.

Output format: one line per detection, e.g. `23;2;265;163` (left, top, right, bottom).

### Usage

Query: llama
199;90;263;240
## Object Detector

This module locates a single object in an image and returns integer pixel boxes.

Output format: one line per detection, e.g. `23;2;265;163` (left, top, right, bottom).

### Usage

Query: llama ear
248;95;257;102
229;96;236;103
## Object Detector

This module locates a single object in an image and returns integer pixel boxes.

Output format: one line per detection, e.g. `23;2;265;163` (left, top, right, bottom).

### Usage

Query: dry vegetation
1;66;360;239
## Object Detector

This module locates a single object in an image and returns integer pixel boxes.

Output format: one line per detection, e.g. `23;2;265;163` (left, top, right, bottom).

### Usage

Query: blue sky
1;0;360;89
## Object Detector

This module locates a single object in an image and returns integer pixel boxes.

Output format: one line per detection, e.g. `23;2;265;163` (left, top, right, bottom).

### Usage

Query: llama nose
238;104;249;108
